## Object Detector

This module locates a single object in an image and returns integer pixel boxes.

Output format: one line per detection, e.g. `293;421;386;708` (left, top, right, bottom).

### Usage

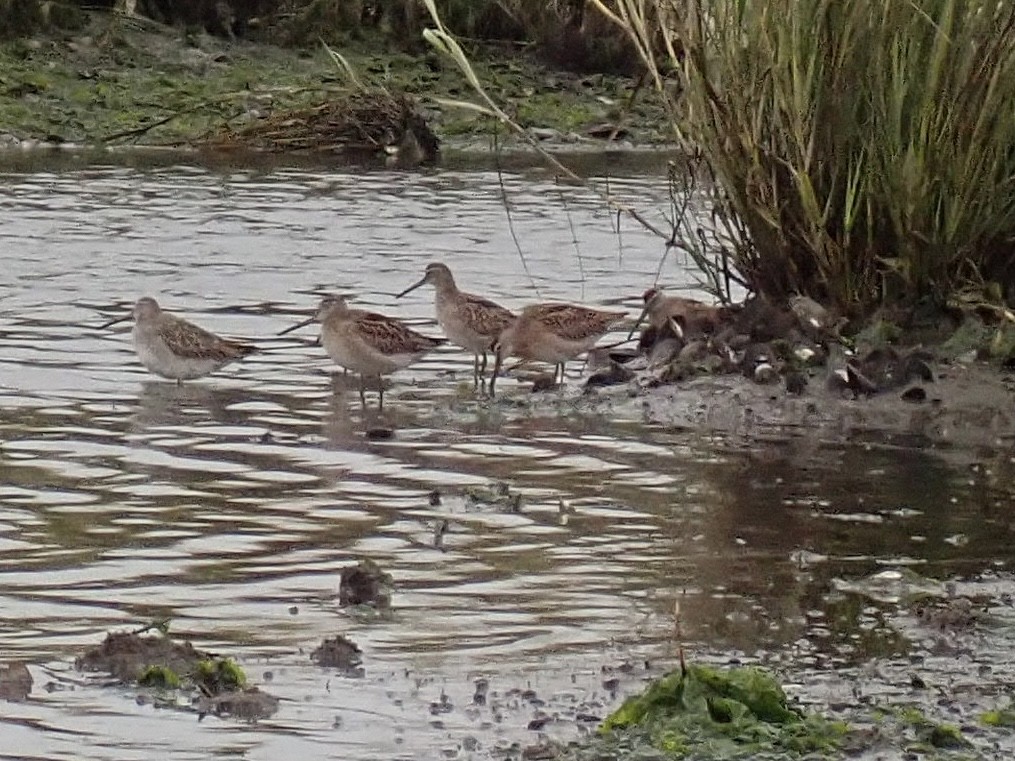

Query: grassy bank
581;0;1015;318
0;9;667;148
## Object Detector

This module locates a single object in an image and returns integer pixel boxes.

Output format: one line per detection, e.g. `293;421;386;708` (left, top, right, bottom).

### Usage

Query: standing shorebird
630;287;727;341
396;262;514;389
99;297;255;384
277;294;444;410
490;303;626;396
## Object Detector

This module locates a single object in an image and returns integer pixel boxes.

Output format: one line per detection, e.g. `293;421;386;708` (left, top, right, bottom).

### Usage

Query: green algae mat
592;663;847;759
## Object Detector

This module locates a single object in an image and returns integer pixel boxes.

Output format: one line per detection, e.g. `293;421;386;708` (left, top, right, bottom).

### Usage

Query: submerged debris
530;372;560;393
311;635;364;677
914;596;986;632
208;89;438;164
465;481;523;512
0;662;32;702
339;559;393;609
584;360;635;389
197;687;280;721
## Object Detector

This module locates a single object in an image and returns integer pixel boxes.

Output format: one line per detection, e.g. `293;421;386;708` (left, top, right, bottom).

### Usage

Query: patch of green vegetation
0;10;660;149
980;704;1015;728
886;704;971;752
195;658;247;695
515;91;602;133
927;723;967;749
600;664;848;758
137;664;182;689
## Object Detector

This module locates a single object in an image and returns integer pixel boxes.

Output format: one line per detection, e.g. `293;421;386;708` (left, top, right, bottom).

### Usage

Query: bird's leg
378;379;384;412
358;376;367;408
490;348;503;398
473;353;480;388
479;351;489;392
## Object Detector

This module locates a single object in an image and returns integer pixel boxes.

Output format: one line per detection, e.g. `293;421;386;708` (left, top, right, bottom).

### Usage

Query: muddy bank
495;292;1015;456
0;11;669;151
635;358;1015;452
492;355;1009;459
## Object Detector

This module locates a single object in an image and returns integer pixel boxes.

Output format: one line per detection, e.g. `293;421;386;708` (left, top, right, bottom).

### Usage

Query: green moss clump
889;705;970;751
137;664;182;689
927;723;967;749
195;658;247;695
601;664;847;757
981;705;1015;728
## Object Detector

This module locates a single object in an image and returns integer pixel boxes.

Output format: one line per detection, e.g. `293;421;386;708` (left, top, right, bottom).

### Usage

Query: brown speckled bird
397;262;514;388
490;302;625;395
279;294;444;410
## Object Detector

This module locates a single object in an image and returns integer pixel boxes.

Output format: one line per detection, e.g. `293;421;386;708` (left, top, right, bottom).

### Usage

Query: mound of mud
76;631;210;684
76;630;279;721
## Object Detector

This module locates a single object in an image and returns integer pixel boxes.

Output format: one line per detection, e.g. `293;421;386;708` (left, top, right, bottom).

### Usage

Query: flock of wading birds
99;262;724;410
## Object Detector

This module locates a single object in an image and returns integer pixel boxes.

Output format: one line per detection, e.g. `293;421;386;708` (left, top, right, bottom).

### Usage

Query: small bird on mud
490;302;626;396
100;297;255;384
630;287;730;342
278;294;444;411
396;262;514;390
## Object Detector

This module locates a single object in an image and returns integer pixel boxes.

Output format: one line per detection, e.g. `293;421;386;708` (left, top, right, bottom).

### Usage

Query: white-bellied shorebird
629;287;727;340
100;297;255;384
396;262;514;389
490;302;625;396
278;294;444;410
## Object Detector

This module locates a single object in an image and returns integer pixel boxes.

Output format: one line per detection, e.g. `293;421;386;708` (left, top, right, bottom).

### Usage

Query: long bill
395;277;427;299
99;314;131;330
627;305;650;340
277;316;317;336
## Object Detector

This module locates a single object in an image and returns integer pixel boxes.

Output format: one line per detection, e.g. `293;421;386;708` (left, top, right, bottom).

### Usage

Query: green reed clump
593;0;1015;313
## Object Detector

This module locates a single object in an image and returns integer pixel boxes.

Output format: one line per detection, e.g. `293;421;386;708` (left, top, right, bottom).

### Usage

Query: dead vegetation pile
207;88;438;162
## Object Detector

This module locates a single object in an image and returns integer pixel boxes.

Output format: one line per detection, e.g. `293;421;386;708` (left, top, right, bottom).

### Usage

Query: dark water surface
1;151;1013;760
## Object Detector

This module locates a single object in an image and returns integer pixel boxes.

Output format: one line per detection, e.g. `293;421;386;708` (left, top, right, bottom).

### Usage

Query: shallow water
1;151;1014;760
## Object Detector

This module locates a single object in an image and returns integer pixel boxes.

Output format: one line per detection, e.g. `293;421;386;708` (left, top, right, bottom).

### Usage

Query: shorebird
278;294;444;410
630;287;727;341
396;262;514;389
490;303;626;396
99;297;255;384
